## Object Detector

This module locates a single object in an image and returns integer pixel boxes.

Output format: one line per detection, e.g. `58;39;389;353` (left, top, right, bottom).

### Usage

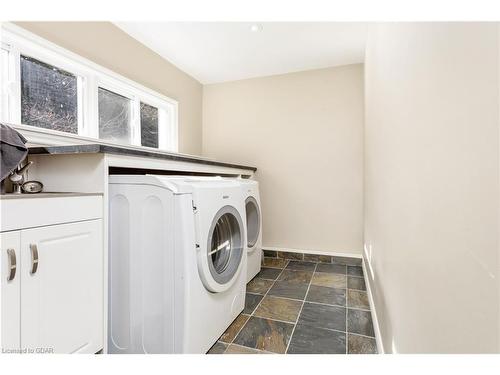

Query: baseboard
262;246;362;259
362;251;385;354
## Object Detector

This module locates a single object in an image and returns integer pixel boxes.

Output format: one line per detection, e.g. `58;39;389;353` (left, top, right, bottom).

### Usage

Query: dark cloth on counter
0;123;28;181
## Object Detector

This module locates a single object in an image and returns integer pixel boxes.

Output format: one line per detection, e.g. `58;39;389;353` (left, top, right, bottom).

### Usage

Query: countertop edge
28;144;257;172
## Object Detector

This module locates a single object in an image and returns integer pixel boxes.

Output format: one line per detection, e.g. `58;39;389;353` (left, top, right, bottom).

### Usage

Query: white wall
364;23;499;353
203;65;364;255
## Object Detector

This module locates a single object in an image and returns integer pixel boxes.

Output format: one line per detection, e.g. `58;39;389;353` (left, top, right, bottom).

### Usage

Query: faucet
9;161;33;194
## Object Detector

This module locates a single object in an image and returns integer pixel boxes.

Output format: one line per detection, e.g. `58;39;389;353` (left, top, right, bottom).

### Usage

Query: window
140;102;159;148
0;24;178;151
21;55;79;133
98;87;131;143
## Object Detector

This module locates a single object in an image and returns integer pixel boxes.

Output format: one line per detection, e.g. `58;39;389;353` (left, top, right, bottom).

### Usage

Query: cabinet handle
30;244;39;275
6;248;16;281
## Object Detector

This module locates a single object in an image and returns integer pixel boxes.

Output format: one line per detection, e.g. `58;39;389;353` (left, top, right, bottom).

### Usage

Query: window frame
139;101;160;148
19;54;82;135
0;44;10;122
0;23;179;152
97;79;136;145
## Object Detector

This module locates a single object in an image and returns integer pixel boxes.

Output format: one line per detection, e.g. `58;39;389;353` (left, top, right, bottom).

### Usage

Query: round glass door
207;206;244;285
245;197;260;248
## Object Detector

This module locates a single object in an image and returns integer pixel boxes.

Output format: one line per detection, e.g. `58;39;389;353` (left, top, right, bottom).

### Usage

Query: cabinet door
0;231;21;352
20;220;103;354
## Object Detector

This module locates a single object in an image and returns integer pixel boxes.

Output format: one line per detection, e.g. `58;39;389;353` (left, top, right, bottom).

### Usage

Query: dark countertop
28;144;257;172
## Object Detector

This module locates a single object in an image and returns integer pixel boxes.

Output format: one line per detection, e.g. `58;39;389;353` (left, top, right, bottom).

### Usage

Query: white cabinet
0;231;21;352
0;195;103;354
20;220;103;353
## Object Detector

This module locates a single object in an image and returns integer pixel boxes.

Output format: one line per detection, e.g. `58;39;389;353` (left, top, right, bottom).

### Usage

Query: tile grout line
230;257;313;353
228;259;290;351
346;282;349;354
346;265;349;354
249;259;289;315
251;314;299;326
231;312;375;340
258;264;372;331
245;287;375;338
249;290;371;312
227;257;370;354
346;265;365;353
217;256;371;354
271;283;373;337
284;261;318;354
227;343;272;354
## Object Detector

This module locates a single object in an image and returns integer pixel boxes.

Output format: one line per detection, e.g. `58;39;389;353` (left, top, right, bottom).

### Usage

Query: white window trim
0;45;9;122
0;22;179;152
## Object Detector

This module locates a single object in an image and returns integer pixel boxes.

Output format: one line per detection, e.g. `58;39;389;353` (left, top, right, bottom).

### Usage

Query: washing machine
108;175;247;354
240;179;262;282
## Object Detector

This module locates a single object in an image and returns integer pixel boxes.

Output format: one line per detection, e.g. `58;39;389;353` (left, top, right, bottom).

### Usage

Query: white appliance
240;179;262;282
108;175;247;354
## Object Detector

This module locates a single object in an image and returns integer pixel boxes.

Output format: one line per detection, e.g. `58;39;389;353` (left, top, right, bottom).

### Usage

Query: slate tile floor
208;251;377;354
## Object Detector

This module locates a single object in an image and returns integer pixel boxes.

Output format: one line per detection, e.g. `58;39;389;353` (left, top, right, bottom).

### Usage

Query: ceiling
115;22;368;84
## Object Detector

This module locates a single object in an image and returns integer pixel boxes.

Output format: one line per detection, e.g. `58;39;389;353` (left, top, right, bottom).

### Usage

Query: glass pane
245;198;260;248
98;87;131;143
20;55;78;133
210;213;241;274
140;102;158;148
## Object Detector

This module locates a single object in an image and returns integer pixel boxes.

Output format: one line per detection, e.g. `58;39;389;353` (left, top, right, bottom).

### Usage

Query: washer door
245;196;261;251
198;205;244;293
